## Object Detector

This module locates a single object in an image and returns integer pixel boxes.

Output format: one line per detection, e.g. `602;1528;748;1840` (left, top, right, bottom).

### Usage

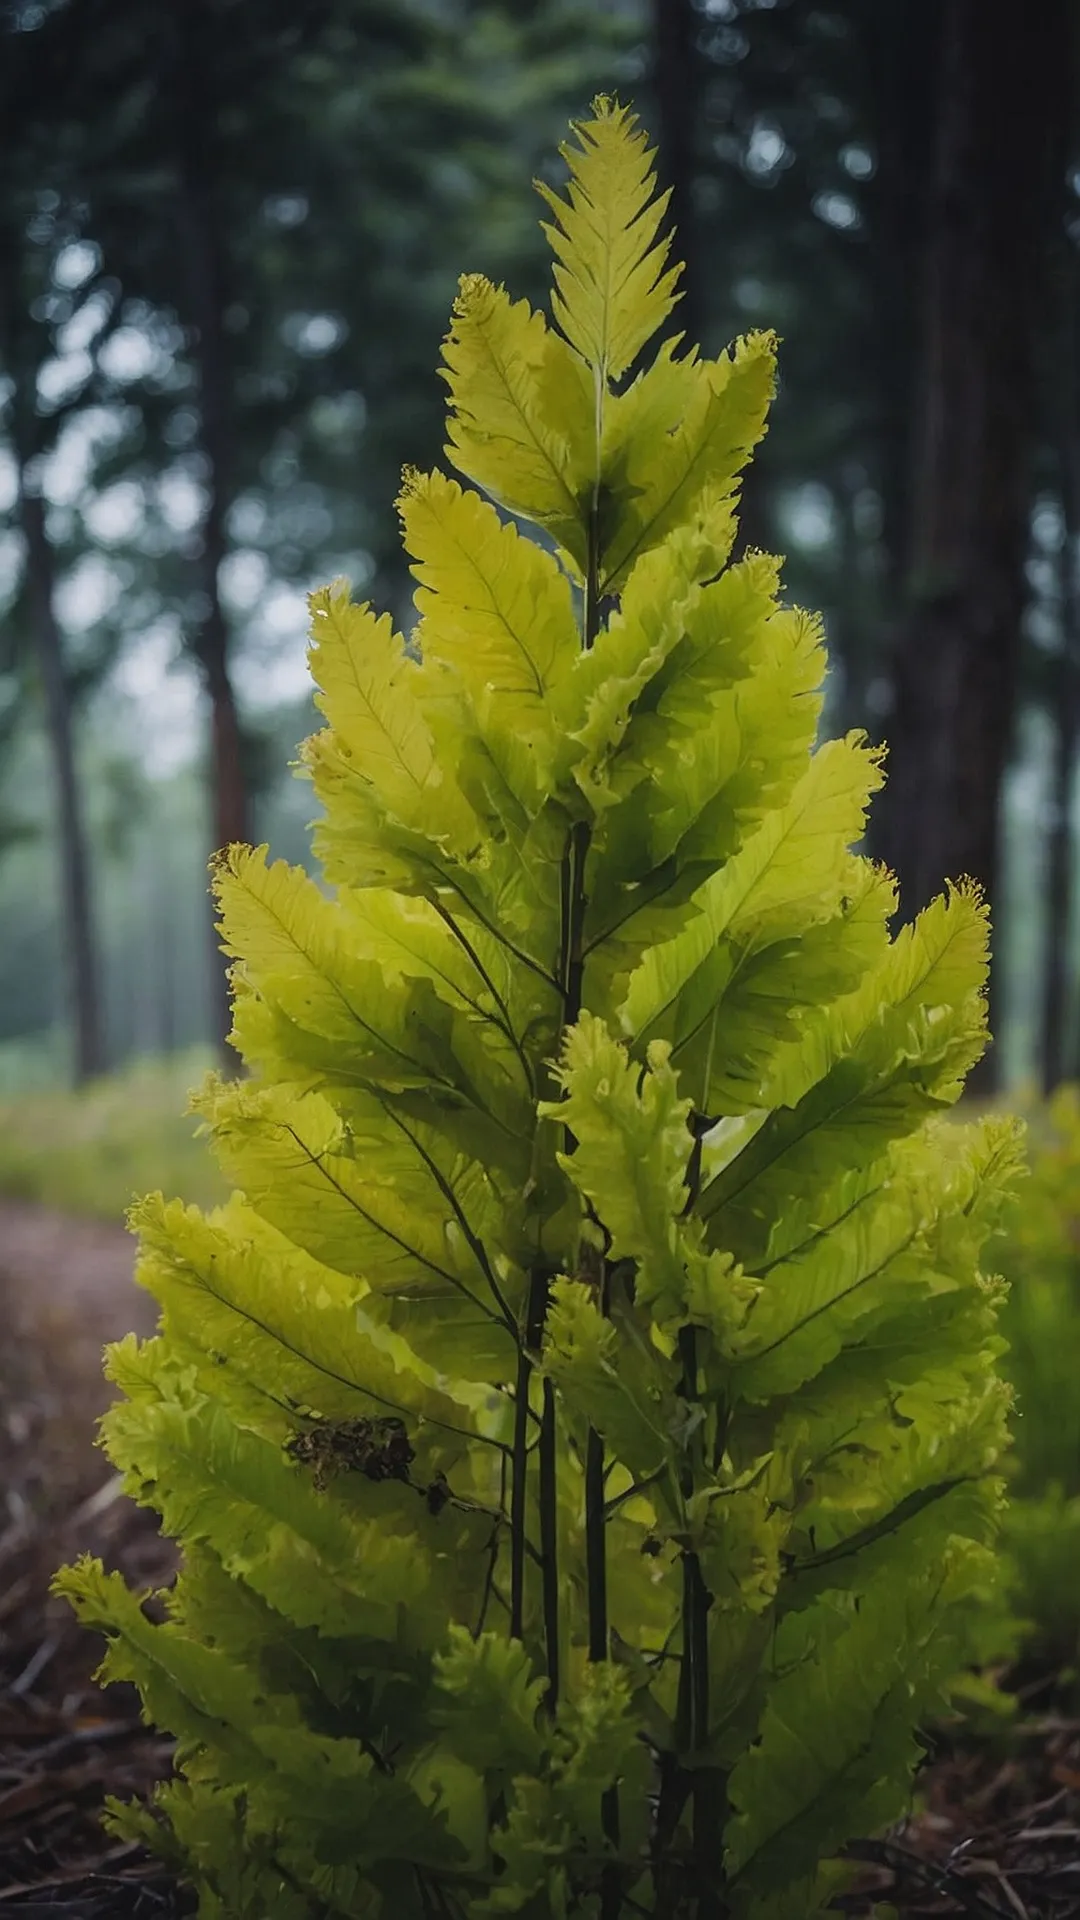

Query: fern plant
58;99;1020;1919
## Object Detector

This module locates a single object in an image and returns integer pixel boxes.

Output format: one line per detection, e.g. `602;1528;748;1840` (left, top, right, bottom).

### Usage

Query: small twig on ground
844;1837;1016;1917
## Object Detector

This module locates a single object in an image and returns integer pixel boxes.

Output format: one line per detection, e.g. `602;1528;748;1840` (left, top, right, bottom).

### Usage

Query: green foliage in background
0;1050;225;1219
56;103;1019;1918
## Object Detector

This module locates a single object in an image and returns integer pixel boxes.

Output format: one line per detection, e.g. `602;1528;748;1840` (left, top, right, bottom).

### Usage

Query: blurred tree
640;1;1076;1086
3;0;638;1052
1043;469;1080;1089
0;63;115;1081
873;0;1070;1074
1041;237;1080;1092
14;472;102;1078
1;2;209;1078
650;0;701;345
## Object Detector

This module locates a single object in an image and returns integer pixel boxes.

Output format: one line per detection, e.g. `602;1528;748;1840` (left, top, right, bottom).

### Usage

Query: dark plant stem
584;1254;615;1708
689;1551;723;1920
562;818;591;1021
586;1423;609;1665
431;900;536;1097
578;499;624;1910
652;1551;698;1918
598;1782;622;1920
677;1227;726;1916
509;1341;532;1643
517;506;600;1705
474;1458;506;1639
653;1137;718;1908
508;414;614;1859
538;1374;560;1710
586;1264;621;1908
524;806;592;1714
511;1267;552;1653
572;531;602;1295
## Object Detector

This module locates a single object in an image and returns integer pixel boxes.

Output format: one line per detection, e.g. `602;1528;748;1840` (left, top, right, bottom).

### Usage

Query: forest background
2;0;1078;1103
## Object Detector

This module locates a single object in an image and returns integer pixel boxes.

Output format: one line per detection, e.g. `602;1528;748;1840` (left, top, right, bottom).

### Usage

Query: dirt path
0;1202;180;1905
0;1200;154;1511
0;1200;146;1338
0;1200;155;1509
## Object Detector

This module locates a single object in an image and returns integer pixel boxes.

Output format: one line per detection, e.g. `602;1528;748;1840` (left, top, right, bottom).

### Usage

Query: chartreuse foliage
56;100;1019;1918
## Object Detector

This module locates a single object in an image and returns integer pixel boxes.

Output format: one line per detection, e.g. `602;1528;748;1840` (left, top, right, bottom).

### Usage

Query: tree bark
19;481;104;1083
862;0;940;658
168;4;248;1052
1043;462;1080;1093
1041;37;1080;1092
1042;267;1080;1091
873;0;1068;1084
651;0;702;351
650;0;770;561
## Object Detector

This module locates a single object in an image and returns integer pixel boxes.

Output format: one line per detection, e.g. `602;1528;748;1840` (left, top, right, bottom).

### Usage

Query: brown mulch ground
845;1710;1080;1916
0;1202;187;1916
0;1198;1078;1917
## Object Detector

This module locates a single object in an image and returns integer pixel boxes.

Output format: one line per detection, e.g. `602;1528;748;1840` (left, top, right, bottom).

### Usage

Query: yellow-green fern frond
535;95;682;383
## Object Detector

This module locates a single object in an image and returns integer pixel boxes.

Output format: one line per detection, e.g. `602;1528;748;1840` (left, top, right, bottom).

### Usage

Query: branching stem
510;1266;554;1649
538;1373;560;1710
431;898;536;1097
509;1342;531;1642
676;1170;727;1918
579;463;624;1915
383;1105;518;1333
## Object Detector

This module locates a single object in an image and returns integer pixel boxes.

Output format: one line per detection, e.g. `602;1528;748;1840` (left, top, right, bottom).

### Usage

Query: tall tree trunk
1043;458;1080;1093
169;3;247;1053
1041;40;1080;1093
862;0;940;689
651;0;701;350
873;0;1068;1086
19;480;104;1083
1042;259;1080;1091
651;0;770;559
190;338;247;1056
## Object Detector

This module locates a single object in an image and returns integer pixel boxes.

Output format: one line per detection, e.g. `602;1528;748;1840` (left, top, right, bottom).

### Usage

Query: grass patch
0;1049;227;1222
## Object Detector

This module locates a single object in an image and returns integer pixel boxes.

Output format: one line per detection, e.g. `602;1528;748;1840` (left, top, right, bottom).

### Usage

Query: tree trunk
1041;41;1080;1093
196;447;247;1059
19;481;104;1084
651;0;701;350
1042;250;1080;1091
873;0;1068;1084
862;0;940;681
1043;460;1080;1093
169;4;247;1053
651;0;770;561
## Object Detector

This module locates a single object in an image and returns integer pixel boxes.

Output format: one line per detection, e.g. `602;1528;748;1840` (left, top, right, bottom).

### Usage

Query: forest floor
0;1201;186;1916
0;1200;1078;1919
